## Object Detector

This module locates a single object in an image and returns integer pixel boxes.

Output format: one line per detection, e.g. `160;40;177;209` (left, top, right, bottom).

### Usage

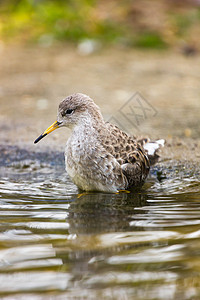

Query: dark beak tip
34;133;47;144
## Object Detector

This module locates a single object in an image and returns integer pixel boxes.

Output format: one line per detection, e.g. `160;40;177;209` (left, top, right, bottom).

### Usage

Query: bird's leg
115;190;131;194
77;192;90;198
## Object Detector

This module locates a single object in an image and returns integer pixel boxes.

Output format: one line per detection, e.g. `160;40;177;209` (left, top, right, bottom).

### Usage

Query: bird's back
99;122;150;188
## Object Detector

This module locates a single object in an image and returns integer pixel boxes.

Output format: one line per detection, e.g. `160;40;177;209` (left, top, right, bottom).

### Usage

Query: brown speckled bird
34;93;164;192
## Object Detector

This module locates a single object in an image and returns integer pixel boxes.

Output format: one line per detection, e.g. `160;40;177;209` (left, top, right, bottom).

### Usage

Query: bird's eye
65;109;74;115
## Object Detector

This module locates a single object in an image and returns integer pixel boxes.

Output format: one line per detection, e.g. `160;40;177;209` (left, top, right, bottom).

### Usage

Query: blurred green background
1;0;200;50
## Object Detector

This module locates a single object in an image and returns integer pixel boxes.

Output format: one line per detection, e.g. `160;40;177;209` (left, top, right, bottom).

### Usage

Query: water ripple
0;153;200;299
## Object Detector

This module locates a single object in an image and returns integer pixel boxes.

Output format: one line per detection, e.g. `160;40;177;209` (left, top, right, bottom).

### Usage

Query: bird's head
34;93;102;144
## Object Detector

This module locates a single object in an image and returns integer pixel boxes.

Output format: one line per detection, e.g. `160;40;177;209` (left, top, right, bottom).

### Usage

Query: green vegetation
134;32;167;49
0;0;200;49
0;0;123;44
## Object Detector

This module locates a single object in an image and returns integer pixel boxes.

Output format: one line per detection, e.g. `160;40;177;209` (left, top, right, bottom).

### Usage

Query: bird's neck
69;113;105;148
65;115;105;163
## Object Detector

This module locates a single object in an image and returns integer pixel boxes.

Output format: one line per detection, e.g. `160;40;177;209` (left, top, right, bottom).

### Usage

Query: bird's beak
34;120;62;144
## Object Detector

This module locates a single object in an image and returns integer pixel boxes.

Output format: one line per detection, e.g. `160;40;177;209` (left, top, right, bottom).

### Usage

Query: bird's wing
102;122;150;187
121;146;150;187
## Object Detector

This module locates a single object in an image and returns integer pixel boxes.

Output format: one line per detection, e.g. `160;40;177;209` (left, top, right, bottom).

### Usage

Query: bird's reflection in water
56;189;150;279
68;190;149;234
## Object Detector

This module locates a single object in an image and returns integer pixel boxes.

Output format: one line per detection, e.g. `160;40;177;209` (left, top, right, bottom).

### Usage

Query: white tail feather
143;139;165;156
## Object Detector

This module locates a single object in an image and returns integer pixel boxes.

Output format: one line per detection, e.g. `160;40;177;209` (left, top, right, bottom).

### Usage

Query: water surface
0;146;200;300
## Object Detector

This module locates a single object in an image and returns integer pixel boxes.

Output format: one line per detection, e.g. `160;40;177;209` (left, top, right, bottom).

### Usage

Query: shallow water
0;146;200;300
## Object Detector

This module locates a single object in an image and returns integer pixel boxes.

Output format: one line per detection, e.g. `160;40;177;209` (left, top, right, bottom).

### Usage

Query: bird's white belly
65;138;121;193
66;163;117;193
66;164;91;190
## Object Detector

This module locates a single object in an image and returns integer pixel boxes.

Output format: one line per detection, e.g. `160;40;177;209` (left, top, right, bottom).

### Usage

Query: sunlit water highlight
0;146;200;299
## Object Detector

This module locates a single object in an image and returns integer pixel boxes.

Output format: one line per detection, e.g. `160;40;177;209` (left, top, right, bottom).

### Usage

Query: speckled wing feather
101;122;150;188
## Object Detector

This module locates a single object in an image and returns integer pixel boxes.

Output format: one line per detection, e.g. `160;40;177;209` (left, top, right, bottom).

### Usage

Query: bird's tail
138;138;165;165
